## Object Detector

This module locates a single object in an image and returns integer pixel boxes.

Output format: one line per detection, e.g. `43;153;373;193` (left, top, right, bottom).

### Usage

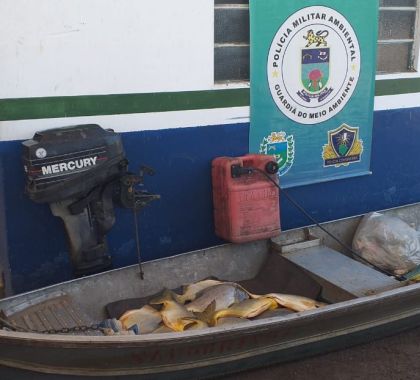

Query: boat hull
2;205;420;379
1;283;420;379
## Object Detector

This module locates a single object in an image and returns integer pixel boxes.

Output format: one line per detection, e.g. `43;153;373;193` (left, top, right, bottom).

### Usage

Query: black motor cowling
22;124;126;203
22;124;159;276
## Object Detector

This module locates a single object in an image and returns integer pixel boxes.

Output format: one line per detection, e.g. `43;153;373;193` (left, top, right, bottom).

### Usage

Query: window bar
377;39;415;44
215;43;250;48
410;1;420;71
379;6;417;11
214;4;249;9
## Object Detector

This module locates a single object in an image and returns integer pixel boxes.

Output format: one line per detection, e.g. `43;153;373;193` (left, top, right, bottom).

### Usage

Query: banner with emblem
250;1;378;187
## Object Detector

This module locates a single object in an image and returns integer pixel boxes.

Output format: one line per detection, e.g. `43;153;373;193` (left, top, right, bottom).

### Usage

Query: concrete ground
218;325;420;380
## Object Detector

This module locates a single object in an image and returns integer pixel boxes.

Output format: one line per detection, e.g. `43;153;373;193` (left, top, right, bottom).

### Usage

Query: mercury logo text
41;157;98;175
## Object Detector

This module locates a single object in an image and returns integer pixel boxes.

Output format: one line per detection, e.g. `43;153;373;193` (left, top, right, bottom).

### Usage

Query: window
378;0;419;73
214;0;250;82
214;0;420;82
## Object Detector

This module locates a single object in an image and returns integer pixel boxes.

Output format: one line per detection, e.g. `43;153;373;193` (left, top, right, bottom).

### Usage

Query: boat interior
1;205;417;336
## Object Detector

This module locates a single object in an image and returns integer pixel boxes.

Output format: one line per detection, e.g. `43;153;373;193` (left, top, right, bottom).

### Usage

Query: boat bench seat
279;245;404;303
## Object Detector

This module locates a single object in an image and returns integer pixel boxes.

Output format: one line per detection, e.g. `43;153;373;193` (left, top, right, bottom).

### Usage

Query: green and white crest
260;132;295;176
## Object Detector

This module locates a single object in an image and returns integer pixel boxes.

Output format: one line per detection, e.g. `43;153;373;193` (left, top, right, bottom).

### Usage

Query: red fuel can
212;154;281;243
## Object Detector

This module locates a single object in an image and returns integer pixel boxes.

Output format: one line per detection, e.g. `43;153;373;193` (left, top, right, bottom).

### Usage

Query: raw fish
119;305;162;334
150;289;196;332
149;289;178;305
183;318;208;330
175;279;223;304
186;283;249;313
263;293;326;312
202;297;278;326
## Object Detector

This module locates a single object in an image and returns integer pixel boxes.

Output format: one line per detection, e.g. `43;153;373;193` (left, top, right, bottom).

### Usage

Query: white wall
0;0;214;98
0;0;420;143
0;108;250;141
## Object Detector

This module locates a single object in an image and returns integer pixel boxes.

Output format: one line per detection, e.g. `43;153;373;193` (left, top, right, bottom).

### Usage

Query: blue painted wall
1;108;420;294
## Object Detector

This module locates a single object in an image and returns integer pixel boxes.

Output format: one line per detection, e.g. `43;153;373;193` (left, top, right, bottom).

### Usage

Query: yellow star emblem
272;70;279;78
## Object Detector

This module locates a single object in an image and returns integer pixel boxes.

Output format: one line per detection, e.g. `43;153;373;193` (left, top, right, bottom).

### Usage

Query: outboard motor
22;124;159;276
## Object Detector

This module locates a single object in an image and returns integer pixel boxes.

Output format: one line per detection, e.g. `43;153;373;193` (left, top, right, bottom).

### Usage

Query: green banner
250;1;379;187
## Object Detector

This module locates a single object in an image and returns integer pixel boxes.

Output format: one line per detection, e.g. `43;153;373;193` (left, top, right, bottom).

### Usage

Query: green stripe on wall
0;78;419;121
0;89;250;122
375;77;420;96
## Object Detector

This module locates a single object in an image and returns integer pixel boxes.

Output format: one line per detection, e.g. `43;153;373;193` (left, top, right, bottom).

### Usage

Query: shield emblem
301;48;330;93
267;141;288;169
329;125;357;158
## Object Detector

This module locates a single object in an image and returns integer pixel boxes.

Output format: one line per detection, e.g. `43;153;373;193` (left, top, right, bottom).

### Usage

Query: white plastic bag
352;212;420;275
